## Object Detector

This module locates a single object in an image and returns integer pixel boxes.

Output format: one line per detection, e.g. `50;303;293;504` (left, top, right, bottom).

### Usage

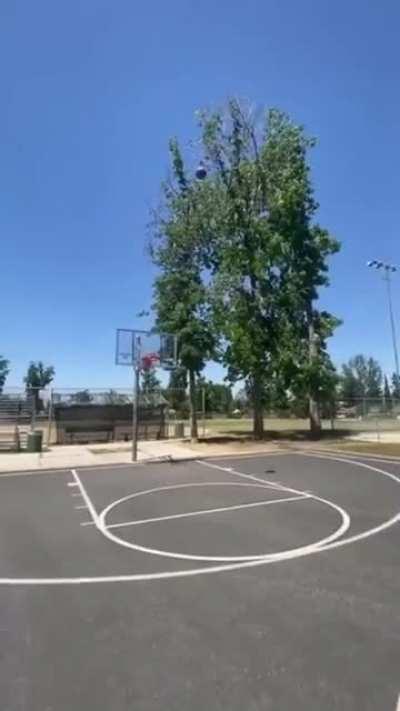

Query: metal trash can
27;430;43;453
174;422;185;438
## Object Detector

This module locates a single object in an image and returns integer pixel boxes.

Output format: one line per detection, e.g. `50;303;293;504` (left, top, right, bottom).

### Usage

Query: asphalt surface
0;452;399;710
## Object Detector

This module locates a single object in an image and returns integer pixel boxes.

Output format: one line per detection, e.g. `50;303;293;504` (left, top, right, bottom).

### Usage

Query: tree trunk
308;309;321;439
188;369;198;442
309;396;320;439
27;388;38;430
252;376;264;440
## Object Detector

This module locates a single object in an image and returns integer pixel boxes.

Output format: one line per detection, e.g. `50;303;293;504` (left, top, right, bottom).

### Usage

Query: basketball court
0;450;399;709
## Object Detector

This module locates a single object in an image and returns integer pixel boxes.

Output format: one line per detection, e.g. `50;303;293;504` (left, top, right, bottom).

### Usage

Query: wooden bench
64;427;113;444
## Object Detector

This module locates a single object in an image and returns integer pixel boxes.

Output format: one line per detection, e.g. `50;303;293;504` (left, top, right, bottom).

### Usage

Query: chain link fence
45;391;400;444
199;396;400;441
45;387;214;444
47;388;171;445
2;386;400;449
0;387;196;448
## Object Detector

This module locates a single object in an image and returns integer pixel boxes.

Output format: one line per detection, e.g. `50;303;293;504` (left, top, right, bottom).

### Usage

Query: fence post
14;425;20;452
30;389;36;432
132;367;140;461
375;415;381;442
202;387;206;437
47;389;54;447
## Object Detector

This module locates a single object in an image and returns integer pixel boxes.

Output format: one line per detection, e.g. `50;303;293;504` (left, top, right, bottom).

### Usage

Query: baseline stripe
70;470;99;526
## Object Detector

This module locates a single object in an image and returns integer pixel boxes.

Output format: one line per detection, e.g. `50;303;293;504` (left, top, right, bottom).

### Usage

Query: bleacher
0;396;32;423
0;395;32;450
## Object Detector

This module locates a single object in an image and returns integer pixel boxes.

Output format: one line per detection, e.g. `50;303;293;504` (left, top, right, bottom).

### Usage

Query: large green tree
383;376;391;411
391;372;400;401
365;357;383;398
151;99;339;439
340;355;382;404
197;378;233;416
141;367;161;393
140;367;162;407
196;101;339;438
71;390;93;404
340;365;363;405
0;356;10;394
164;367;188;416
103;390;129;405
288;337;339;421
151;139;216;441
24;361;55;412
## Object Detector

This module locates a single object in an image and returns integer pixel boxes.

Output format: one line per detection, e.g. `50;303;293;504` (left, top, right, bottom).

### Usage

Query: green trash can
174;422;185;438
27;430;43;453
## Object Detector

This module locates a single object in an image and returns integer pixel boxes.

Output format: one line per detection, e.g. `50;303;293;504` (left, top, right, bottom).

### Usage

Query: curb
0;446;284;475
5;443;397;477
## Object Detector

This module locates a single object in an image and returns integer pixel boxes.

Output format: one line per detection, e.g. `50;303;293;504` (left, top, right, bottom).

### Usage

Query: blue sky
1;0;400;389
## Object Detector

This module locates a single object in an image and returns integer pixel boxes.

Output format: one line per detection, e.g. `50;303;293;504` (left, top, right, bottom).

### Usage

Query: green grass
323;441;400;457
200;415;400;436
202;417;327;437
203;417;307;432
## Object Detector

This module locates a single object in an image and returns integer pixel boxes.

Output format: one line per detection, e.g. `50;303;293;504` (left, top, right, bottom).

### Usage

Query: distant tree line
0;356;10;394
224;353;400;418
0;358;56;410
124;352;400;420
338;354;400;405
2;350;398;421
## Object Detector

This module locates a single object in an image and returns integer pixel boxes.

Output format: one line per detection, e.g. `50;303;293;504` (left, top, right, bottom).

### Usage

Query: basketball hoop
115;329;177;369
115;328;178;462
140;353;160;372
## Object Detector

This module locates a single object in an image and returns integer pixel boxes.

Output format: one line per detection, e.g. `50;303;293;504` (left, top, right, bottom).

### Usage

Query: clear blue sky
2;0;400;389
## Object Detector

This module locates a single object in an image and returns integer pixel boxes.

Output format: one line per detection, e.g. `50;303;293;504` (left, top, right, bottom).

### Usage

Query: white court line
197;460;351;552
67;482;79;488
107;494;308;529
0;469;70;479
71;493;82;497
74;505;88;510
209;451;286;462
0;462;143;481
70;470;99;526
80;521;96;527
198;460;288;491
0;453;398;584
303;448;400;465
98;480;349;562
199;459;310;495
396;693;400;711
296;451;400;485
198;456;353;523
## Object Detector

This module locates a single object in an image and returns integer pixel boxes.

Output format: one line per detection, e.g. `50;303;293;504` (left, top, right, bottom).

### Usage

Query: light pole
366;260;400;382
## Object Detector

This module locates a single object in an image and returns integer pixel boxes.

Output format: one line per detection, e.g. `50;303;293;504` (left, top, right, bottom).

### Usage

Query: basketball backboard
115;329;177;370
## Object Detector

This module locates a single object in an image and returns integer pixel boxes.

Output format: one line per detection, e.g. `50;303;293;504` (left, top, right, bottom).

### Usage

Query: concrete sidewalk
0;437;282;473
0;440;199;473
